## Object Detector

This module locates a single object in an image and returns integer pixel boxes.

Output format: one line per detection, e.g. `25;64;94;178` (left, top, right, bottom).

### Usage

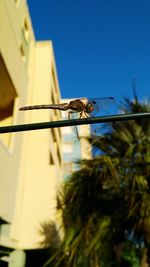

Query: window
0;54;17;147
51;128;57;142
19;16;30;64
50;153;54;165
22;17;30;43
51;90;57;116
51;90;55;104
14;0;19;6
19;43;26;61
57;145;61;166
62;126;73;135
62;143;73;153
52;67;57;92
58;127;61;139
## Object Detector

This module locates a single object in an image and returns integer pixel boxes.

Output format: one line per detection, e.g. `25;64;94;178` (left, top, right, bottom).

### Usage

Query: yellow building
0;0;62;265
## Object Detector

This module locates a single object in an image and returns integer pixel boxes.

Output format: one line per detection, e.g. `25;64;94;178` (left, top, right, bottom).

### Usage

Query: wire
0;112;150;134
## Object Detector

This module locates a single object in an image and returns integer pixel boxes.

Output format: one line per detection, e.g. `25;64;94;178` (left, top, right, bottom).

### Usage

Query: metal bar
0;112;150;134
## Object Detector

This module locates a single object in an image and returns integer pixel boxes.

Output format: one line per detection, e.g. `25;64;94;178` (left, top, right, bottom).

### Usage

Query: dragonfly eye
86;103;94;113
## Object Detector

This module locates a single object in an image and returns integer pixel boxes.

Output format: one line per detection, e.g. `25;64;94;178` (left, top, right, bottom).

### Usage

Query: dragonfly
19;97;115;119
19;97;115;138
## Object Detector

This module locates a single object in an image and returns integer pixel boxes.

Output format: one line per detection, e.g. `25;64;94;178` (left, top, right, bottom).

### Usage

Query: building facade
0;0;62;265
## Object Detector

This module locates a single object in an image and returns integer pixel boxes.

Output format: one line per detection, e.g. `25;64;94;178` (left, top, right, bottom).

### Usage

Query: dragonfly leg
80;111;89;118
84;111;89;118
79;112;83;118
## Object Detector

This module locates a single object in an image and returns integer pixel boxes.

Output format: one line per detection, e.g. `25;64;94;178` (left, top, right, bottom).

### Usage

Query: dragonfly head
85;102;94;113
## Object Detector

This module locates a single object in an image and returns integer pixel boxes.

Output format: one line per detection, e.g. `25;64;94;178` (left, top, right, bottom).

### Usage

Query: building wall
0;0;32;225
11;42;62;249
0;0;62;254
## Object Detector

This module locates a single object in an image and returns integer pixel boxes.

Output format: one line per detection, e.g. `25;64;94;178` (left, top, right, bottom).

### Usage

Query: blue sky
27;1;150;102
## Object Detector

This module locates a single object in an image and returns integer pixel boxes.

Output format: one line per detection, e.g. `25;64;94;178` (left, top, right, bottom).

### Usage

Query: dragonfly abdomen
19;103;69;111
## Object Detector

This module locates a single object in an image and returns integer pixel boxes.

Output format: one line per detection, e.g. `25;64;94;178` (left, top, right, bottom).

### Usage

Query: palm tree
43;94;150;267
44;157;124;267
88;94;150;264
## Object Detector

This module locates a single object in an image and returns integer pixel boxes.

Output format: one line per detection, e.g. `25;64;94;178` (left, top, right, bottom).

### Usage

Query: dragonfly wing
88;97;116;135
88;97;116;117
